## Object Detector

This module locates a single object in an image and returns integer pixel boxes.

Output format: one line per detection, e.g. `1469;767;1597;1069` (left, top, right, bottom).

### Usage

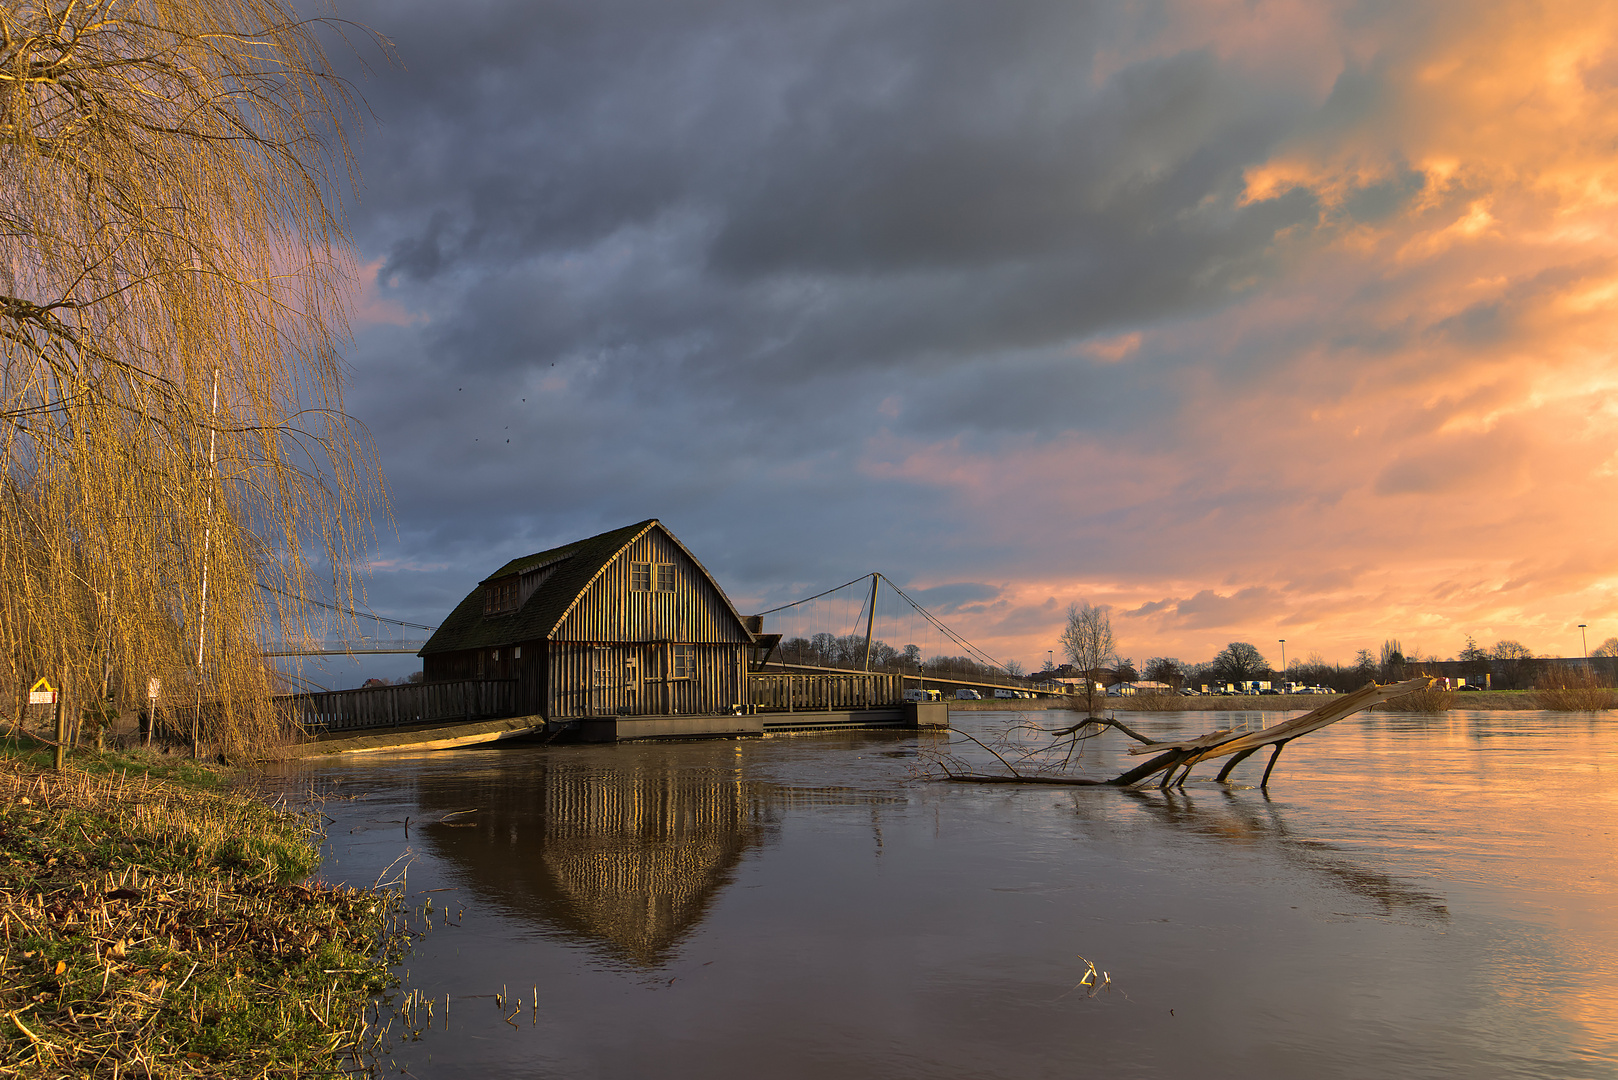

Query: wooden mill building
282;520;931;745
419;520;758;734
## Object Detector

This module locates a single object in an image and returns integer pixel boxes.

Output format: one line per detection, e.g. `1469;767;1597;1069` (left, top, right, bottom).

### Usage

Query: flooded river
274;709;1618;1078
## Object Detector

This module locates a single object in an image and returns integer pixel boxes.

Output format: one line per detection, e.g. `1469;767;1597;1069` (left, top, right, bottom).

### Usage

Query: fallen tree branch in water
937;678;1435;790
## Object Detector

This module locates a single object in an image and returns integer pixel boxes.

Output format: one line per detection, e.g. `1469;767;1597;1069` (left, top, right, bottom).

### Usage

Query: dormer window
484;577;520;616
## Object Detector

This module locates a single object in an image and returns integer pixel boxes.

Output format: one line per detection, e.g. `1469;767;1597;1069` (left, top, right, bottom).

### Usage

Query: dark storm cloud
303;0;1488;683
335;0;1328;389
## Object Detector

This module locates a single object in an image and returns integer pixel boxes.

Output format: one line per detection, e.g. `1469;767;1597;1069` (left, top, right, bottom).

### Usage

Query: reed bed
0;747;397;1078
1372;687;1454;712
1529;669;1618;711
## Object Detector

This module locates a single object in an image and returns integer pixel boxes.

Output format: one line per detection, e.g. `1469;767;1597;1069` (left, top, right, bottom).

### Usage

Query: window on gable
671;644;695;679
484;578;520;616
656;564;676;591
630;563;651;591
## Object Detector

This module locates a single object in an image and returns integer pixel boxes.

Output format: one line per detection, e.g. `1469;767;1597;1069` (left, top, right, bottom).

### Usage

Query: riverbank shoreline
0;735;397;1077
948;691;1598;712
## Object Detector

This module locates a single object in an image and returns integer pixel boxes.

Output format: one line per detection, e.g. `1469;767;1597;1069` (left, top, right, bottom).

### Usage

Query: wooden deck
271;701;949;756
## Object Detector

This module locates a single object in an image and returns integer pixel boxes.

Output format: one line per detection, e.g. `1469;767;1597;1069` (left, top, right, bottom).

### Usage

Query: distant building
419;520;756;720
1112;680;1172;695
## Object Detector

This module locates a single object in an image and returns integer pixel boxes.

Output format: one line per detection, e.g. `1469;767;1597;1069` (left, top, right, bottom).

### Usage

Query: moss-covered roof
419;520;656;656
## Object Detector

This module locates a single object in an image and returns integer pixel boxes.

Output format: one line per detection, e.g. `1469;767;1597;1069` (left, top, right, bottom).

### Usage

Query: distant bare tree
1380;639;1406;680
1594;637;1618;658
1213;642;1267;684
1060;602;1115;716
1144;656;1186;690
1491;640;1533;661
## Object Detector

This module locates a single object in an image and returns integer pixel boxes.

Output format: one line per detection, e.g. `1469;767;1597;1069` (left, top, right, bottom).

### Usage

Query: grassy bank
0;735;395;1078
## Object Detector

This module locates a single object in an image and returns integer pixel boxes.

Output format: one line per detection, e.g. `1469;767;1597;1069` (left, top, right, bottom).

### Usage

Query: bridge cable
877;574;1009;674
753;574;873;616
256;583;439;632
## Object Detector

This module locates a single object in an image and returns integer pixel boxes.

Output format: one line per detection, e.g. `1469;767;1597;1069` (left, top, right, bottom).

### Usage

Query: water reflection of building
537;766;769;964
416;751;776;967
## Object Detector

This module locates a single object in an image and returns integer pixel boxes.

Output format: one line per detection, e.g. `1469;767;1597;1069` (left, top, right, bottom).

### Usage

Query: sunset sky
318;0;1618;684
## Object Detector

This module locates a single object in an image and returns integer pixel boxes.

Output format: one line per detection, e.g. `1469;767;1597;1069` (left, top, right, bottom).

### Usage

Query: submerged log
941;677;1435;789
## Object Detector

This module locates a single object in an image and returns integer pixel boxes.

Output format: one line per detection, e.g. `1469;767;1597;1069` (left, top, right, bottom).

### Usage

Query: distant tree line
774;634;1031;683
770;616;1618;697
1034;623;1618;695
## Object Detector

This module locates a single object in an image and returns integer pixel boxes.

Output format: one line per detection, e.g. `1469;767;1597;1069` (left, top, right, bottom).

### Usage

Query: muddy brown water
270;709;1618;1079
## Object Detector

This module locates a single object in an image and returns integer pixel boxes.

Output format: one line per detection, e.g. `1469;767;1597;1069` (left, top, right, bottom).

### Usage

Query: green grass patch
0;752;398;1078
0;732;235;789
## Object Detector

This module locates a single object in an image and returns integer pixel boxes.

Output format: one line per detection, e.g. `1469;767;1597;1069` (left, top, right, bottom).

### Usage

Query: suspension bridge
269;564;1071;755
748;573;1065;697
261;572;1060;695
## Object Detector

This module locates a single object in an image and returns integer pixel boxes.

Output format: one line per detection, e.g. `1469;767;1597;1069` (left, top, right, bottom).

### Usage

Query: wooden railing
746;671;903;712
279;679;519;734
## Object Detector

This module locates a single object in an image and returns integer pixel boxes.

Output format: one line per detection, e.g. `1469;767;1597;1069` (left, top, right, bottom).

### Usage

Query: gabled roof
418;519;750;655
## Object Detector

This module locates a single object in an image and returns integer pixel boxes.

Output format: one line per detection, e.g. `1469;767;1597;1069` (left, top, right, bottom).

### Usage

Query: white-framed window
671;644;695;679
656;564;676;591
514;646;522;659
630;562;651;591
492;649;499;662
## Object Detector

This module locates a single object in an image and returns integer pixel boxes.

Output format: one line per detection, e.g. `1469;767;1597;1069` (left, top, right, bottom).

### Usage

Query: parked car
994;689;1016;699
1179;688;1198;696
955;688;981;701
1458;684;1483;691
904;688;942;702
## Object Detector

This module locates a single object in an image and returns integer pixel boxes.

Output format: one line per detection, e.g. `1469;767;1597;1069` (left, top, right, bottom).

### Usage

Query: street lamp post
1279;639;1286;685
1580;624;1588;658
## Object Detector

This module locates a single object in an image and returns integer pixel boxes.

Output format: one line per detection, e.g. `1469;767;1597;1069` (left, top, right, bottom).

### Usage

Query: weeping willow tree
0;0;384;752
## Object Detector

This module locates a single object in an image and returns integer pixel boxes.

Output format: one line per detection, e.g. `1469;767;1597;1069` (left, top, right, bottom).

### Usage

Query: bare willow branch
0;0;390;752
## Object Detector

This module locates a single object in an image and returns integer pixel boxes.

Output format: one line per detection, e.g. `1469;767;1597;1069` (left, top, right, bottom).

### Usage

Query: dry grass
1373;686;1454;712
1529;668;1618;711
0;746;397;1078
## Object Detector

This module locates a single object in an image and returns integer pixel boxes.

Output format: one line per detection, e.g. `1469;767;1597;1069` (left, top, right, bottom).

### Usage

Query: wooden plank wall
548;642;746;718
426;644;549;715
281;679;519;734
746;672;903;712
555;528;751;644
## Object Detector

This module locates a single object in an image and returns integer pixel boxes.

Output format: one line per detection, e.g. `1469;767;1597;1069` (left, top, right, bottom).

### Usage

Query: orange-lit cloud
860;1;1618;667
351;259;427;328
336;0;1618;679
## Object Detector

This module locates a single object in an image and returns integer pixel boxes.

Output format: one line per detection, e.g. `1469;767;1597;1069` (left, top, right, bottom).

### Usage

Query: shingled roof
418;520;747;656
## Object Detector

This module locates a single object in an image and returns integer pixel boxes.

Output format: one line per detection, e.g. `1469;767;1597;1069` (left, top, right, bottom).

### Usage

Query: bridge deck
273;702;949;756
